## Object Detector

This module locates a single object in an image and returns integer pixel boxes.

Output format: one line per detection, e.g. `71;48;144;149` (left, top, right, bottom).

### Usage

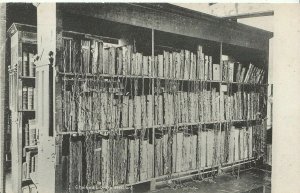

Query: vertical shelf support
0;3;6;193
150;28;157;191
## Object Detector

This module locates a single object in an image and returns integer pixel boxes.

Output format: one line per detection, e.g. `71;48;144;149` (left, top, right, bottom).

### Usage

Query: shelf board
24;145;38;150
18;109;35;112
57;72;267;86
22;178;32;182
19;76;36;80
58;119;262;135
113;157;257;188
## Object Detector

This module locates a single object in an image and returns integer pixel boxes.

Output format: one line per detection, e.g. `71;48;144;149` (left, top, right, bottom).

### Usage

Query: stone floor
151;169;271;193
4;168;270;193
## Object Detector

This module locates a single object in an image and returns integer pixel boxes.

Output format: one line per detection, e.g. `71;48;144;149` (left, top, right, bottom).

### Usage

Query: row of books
62;89;262;131
22;51;35;77
22;152;37;181
63;124;263;190
62;38;218;80
222;55;265;84
22;86;35;110
62;38;265;84
64;136;154;192
22;184;37;193
156;126;254;175
24;119;38;146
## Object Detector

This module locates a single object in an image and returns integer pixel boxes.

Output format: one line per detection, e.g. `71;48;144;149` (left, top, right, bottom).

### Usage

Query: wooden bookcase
8;23;38;193
35;3;273;193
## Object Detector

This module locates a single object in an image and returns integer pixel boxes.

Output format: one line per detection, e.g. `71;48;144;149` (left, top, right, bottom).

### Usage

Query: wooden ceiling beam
222;10;274;20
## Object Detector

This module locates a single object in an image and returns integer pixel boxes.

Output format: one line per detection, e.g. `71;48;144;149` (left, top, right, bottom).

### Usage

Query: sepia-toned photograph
0;2;299;193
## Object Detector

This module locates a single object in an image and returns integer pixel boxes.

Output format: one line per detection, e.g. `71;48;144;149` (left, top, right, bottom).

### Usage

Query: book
91;40;99;74
101;138;111;188
63;38;72;72
208;56;213;80
72;39;81;73
27;87;34;110
207;130;214;167
146;95;153;127
121;96;129;128
249;126;253;158
28;53;35;77
140;139;148;181
189;52;194;80
142;56;148;76
200;130;207;168
69;137;83;192
235;62;242;82
127;45;132;76
154;55;158;77
22;51;29;76
98;41;104;74
26;152;31;179
141;95;147;128
128;99;134;127
170;52;174;78
204;55;209;80
25;123;29;146
176;132;183;172
228;126;235;163
228;62;235;82
155;136;163;177
109;47;116;75
158;54;164;77
147;143;154;178
184;50;190;80
29;119;37;146
213;64;220;81
103;48;109;74
175;52;181;79
134;96;142;128
116;47;123;75
81;40;91;74
222;55;229;81
163;51;169;78
234;128;240;161
22;86;28;110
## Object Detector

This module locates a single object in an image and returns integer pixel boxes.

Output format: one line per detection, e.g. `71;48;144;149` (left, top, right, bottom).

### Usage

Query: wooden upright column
0;3;6;193
36;3;59;193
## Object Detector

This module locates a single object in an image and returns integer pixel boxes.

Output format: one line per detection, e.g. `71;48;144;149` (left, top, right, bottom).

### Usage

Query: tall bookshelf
8;23;38;193
36;3;273;193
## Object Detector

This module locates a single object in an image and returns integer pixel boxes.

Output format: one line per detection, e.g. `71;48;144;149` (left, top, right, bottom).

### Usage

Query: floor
5;166;12;193
4;168;270;193
151;169;271;193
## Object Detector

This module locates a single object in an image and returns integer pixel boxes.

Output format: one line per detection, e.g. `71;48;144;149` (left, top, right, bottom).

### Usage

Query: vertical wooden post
150;28;156;191
36;3;59;193
0;3;6;193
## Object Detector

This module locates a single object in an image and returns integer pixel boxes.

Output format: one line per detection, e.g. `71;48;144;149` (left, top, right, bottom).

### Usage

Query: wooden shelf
58;119;262;135
18;109;35;112
112;157;257;189
19;76;36;80
24;145;38;150
58;72;267;86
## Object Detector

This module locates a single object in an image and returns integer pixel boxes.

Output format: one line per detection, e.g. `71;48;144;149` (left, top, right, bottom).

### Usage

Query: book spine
23;51;29;76
91;40;99;74
81;40;91;74
22;86;28;110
